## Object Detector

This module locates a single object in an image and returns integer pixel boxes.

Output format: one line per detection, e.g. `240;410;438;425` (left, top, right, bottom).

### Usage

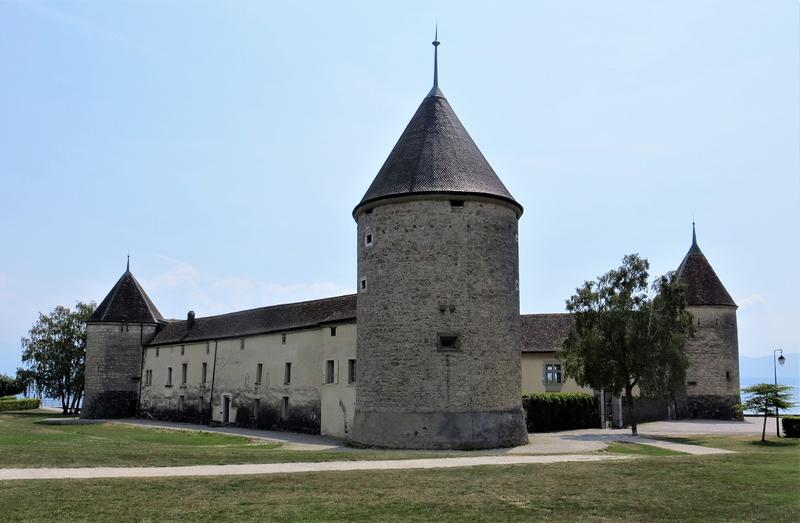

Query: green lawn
0;435;797;522
0;411;516;468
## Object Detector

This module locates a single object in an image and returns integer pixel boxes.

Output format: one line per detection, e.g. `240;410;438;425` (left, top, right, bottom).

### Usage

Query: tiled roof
521;313;574;353
354;89;522;216
675;232;736;307
147;294;357;346
88;270;164;324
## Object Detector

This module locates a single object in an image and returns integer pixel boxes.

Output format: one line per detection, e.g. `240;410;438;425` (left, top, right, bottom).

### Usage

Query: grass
0;411;515;468
0;435;797;521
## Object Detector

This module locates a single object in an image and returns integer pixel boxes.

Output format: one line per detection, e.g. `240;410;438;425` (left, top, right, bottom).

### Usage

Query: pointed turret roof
675;224;736;307
88;261;165;323
353;35;521;217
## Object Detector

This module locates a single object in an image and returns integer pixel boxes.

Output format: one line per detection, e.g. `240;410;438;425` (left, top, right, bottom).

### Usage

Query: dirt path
0;454;629;481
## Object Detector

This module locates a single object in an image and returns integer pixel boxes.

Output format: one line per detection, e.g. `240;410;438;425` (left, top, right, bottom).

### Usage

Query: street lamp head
778;354;786;366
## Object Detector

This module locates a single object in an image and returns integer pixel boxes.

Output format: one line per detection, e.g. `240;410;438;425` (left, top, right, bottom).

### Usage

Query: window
437;333;460;352
360;278;367;291
544;363;562;384
330;326;337;337
178;395;184;411
181;363;188;385
450;199;465;208
348;359;357;384
726;370;731;382
240;338;246;350
166;367;173;387
325;360;335;384
688;381;698;386
365;233;373;246
206;342;210;355
282;333;287;345
281;397;289;420
253;398;260;416
156;348;159;357
145;369;152;386
180;345;185;356
255;363;263;385
284;362;292;385
201;362;208;384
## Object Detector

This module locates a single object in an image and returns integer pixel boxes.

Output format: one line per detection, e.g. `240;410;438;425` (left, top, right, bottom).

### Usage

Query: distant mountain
740;352;799;387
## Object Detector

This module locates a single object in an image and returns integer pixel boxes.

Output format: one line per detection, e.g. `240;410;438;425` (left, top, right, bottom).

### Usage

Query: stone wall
682;305;741;419
352;196;528;449
82;322;158;419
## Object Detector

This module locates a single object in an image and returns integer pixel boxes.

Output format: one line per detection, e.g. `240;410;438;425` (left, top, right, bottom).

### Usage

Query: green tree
19;302;95;414
742;383;796;442
561;254;694;435
0;373;24;397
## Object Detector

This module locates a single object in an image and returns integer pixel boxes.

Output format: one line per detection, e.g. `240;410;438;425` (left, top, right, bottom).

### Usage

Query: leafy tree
0;373;24;397
19;302;95;414
561;254;694;435
742;384;796;442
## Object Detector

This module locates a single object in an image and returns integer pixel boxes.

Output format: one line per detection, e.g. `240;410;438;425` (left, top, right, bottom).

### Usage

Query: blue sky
0;1;798;376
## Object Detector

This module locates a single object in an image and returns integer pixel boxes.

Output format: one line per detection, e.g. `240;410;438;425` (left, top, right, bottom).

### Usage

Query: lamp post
774;348;785;437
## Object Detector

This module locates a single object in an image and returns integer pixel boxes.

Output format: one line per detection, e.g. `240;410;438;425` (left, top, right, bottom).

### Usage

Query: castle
82;40;741;448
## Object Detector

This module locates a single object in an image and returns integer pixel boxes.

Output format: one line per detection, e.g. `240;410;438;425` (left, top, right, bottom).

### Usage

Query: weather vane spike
432;23;440;88
692;221;697;246
126;252;130;272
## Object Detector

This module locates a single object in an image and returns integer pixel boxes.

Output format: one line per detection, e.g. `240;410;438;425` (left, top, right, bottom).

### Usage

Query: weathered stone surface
82;322;158;419
352;197;527;449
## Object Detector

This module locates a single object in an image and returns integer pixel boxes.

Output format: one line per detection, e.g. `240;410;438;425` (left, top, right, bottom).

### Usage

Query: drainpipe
207;340;218;425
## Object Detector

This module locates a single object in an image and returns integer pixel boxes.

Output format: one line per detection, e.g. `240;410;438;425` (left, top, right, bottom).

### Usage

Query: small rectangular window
544;363;562;384
325;360;335;384
437;333;460;352
282;333;287;345
206;342;210;355
281;396;289;420
181;345;185;356
166;367;173;386
365;233;373;246
284;362;292;385
240;339;246;350
255;363;263;385
348;359;357;384
145;369;152;386
450;199;465;208
201;362;208;384
330;326;337;337
181;363;188;385
360;278;367;291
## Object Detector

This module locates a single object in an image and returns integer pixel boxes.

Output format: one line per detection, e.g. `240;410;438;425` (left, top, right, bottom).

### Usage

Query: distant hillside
740;353;799;387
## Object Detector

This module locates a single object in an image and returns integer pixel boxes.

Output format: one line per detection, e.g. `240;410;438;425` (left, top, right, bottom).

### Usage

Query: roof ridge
178;293;357;322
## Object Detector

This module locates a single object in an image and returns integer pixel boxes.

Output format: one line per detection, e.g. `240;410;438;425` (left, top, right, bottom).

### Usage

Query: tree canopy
560;254;694;435
18;301;95;414
0;374;24;397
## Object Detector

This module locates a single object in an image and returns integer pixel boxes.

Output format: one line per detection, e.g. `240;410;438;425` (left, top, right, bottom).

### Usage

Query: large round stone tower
675;224;741;419
350;37;528;449
82;259;165;418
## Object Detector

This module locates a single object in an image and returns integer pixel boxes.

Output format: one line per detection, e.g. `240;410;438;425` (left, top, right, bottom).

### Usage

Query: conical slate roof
675;226;736;307
354;88;522;216
89;265;164;324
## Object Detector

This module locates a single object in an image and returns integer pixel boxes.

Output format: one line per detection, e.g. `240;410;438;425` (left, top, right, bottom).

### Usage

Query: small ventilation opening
365;233;373;246
437;333;461;351
450;199;465;208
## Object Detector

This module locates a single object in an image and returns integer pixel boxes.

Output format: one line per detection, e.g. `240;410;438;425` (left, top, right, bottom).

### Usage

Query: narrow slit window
365;233;373;246
181;363;187;385
284;362;292;385
201;362;208;384
325;360;335;384
348;359;357;384
166;367;173;386
360;278;367;291
282;333;287;345
281;396;289;420
255;363;263;385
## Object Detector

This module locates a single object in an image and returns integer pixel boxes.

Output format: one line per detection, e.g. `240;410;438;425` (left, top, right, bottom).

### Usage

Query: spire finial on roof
126;252;130;272
430;24;441;95
692;221;697;247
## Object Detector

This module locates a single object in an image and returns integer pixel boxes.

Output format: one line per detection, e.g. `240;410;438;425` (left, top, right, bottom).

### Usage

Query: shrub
522;392;599;433
1;395;18;401
782;416;800;438
0;398;41;411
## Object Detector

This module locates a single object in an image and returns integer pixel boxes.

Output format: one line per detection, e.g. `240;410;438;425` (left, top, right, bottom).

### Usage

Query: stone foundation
81;390;138;419
681;394;742;420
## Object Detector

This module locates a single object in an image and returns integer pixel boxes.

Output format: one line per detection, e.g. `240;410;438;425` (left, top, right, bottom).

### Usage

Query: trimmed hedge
522;392;599;433
0;398;41;411
782;416;800;438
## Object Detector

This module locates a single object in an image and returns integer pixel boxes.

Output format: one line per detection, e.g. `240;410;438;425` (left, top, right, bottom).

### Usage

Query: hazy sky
1;1;798;375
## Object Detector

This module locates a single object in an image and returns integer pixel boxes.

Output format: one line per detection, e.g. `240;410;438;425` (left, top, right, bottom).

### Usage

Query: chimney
187;311;195;331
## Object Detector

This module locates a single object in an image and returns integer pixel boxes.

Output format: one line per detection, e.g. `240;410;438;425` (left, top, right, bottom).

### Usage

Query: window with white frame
544;363;562;384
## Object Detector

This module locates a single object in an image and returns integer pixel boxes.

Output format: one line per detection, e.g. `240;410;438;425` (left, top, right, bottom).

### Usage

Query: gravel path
0;454;629;481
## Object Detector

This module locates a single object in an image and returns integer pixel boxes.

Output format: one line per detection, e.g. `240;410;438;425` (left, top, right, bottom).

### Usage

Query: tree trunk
762;410;768;442
626;385;638;436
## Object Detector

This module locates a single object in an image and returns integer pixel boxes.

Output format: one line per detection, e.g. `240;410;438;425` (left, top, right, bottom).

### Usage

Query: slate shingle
521;313;574;353
88;270;164;324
